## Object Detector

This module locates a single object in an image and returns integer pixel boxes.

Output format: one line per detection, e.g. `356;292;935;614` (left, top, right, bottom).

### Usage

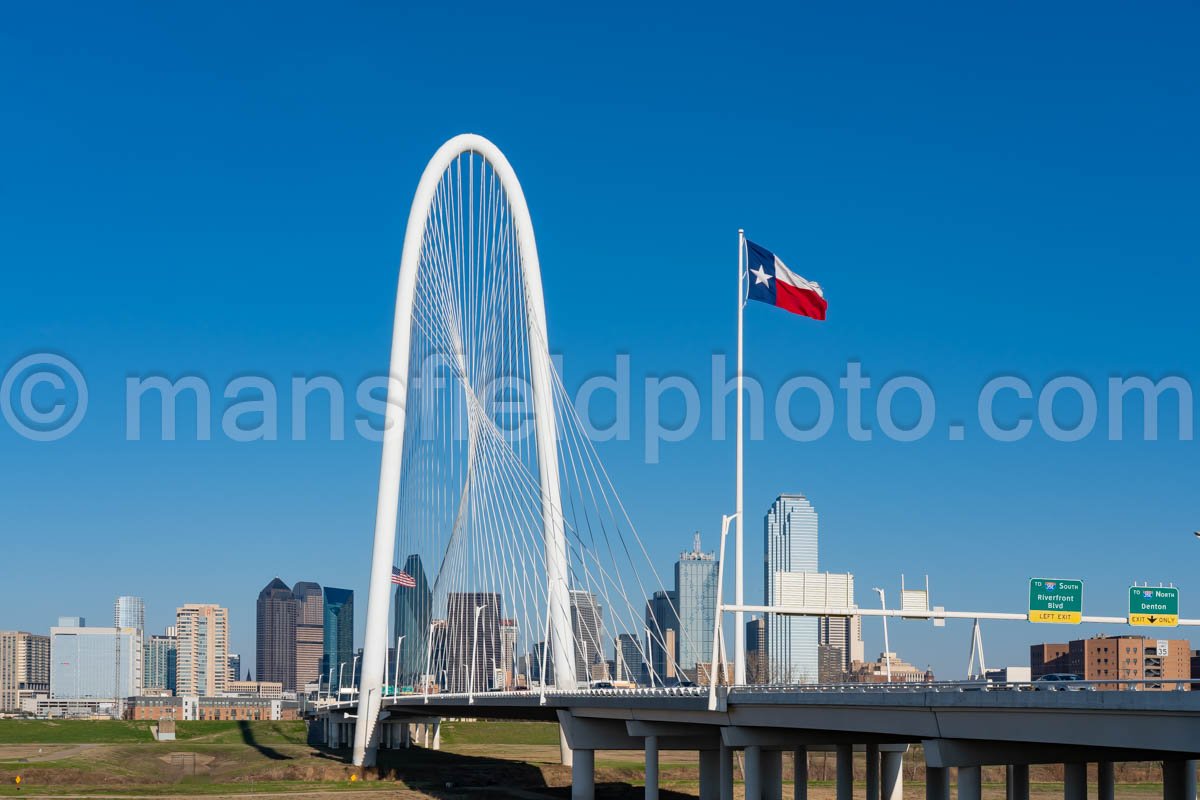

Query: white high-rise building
764;493;819;683
675;532;718;674
772;571;865;676
50;625;141;701
114;596;145;632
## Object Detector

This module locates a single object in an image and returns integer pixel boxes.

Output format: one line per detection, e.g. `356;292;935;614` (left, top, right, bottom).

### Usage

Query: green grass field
0;719;308;746
437;720;559;747
0;719;1178;798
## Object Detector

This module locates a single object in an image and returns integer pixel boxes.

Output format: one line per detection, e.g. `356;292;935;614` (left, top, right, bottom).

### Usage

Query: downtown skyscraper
114;596;145;633
569;590;605;684
257;578;297;691
675;533;718;676
764;493;819;683
645;589;678;685
293;581;324;692
322;587;354;690
392;555;431;688
445;592;500;693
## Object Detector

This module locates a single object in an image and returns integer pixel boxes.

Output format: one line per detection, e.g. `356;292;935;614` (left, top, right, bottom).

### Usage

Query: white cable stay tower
352;134;690;767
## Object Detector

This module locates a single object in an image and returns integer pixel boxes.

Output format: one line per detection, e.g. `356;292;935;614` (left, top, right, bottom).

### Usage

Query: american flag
391;567;417;588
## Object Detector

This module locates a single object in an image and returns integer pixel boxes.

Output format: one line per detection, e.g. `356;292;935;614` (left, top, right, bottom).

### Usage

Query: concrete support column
745;745;763;800
645;735;660;800
763;750;783;800
927;767;950;800
699;750;721;800
958;766;982;800
1163;760;1197;800
866;744;881;800
1006;764;1030;800
1098;762;1115;800
882;750;903;800
431;720;441;751
1064;763;1087;800
719;742;735;800
572;749;595;800
1099;762;1118;800
794;747;809;800
836;744;854;800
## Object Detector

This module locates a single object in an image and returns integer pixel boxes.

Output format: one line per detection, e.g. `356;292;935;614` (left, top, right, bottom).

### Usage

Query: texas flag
746;240;827;321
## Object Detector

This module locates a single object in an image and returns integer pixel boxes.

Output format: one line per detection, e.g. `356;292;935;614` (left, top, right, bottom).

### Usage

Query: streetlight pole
872;588;892;683
351;653;361;694
392;635;406;697
470;604;487;704
708;513;737;710
423;622;436;704
645;626;656;688
338;662;347;698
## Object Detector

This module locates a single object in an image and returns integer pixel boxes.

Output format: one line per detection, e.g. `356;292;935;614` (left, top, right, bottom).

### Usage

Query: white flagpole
734;228;747;686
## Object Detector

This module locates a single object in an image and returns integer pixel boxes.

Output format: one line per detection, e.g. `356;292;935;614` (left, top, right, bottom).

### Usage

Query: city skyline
2;4;1196;684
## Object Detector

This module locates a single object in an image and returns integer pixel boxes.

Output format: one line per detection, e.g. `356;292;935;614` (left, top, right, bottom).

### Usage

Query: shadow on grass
236;720;291;761
315;745;697;799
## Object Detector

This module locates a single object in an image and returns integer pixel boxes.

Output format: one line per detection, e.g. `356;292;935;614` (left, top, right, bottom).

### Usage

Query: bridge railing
731;678;1200;693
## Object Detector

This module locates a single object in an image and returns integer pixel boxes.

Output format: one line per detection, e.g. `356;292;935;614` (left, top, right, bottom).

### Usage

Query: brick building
125;695;299;721
1031;636;1191;689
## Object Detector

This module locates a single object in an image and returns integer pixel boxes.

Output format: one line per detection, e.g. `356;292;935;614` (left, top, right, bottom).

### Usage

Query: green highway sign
1128;586;1179;627
1028;578;1083;624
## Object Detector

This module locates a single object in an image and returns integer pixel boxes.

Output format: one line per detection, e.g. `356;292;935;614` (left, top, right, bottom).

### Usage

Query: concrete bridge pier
571;748;595;800
958;765;982;800
1162;759;1197;800
1097;762;1115;800
762;749;783;800
645;735;660;799
926;767;950;800
883;750;903;800
719;742;735;800
836;744;854;800
866;744;881;800
698;749;720;800
1006;764;1030;800
794;747;808;800
744;745;763;800
1064;763;1087;800
326;717;343;749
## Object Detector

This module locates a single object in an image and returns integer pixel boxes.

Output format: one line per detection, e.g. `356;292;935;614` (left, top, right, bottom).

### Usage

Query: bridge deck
318;687;1200;759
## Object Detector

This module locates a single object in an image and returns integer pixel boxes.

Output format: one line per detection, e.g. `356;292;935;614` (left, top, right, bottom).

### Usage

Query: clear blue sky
1;1;1197;680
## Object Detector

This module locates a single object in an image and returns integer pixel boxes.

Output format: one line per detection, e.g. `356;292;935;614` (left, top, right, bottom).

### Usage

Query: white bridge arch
350;134;689;769
353;134;574;765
